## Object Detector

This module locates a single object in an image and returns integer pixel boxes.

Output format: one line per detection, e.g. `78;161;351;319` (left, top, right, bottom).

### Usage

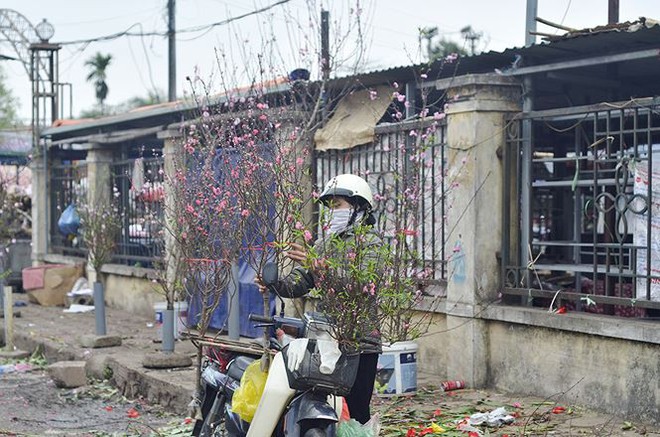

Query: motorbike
192;263;359;437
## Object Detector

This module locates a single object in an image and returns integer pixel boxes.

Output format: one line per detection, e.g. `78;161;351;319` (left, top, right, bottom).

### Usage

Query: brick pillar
438;74;521;387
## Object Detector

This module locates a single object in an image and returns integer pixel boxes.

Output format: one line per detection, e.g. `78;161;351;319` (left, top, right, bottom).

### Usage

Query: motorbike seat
226;355;255;382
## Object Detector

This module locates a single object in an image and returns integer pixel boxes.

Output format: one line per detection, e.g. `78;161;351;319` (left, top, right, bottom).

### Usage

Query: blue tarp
186;144;277;338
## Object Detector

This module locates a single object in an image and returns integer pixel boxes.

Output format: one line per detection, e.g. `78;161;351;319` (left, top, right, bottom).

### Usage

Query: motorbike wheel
301;420;333;437
199;394;226;437
302;429;328;437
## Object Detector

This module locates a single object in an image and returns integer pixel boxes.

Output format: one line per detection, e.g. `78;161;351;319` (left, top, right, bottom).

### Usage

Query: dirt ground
0;364;192;436
372;385;660;437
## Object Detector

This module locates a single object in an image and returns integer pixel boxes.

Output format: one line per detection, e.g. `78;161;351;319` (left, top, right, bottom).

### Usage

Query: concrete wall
101;265;162;319
416;311;448;379
488;320;659;424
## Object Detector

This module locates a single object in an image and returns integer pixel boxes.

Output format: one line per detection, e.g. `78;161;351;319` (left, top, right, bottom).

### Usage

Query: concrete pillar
437;74;521;387
158;131;182;306
30;153;47;265
85;147;113;283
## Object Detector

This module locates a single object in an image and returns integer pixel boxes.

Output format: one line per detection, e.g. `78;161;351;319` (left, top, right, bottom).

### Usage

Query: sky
1;0;659;123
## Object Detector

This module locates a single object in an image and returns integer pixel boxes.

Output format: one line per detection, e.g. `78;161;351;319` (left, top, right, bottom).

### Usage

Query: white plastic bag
286;338;309;372
317;339;341;374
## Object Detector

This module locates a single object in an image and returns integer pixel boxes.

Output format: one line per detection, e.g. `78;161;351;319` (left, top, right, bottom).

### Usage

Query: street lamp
35;18;54;43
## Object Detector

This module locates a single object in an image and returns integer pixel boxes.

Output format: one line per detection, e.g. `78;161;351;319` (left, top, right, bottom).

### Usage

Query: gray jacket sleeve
275;266;315;298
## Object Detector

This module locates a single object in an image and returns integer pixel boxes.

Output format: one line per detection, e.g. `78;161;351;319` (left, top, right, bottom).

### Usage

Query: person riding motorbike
258;173;383;425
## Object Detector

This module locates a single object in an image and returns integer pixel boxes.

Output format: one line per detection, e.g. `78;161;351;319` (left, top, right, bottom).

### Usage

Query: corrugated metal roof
44;18;660;140
0;130;31;156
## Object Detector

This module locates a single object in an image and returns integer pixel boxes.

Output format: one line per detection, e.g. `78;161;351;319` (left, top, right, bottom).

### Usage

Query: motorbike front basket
282;339;359;396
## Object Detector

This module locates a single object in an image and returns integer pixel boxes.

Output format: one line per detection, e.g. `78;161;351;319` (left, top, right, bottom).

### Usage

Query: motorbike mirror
262;262;278;286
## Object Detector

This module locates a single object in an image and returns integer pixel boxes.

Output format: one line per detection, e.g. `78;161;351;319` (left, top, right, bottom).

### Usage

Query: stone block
0;349;30;359
48;361;87;388
142;352;192;369
80;334;122;349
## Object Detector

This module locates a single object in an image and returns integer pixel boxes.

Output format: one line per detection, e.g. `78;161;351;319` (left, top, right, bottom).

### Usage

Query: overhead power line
57;0;293;46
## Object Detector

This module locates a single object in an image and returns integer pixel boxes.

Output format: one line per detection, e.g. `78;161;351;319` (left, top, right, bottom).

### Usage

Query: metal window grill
502;99;660;317
315;120;448;290
50;161;87;258
110;157;164;267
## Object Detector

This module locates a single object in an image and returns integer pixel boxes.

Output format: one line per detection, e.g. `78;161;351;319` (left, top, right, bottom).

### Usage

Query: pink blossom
303;230;313;242
295;221;304;230
241;209;250;217
296;157;304;166
433;112;446;120
186;205;195;214
369;89;378;100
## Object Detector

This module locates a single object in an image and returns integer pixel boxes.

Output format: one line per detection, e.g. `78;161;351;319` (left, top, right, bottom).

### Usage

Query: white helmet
319;174;374;211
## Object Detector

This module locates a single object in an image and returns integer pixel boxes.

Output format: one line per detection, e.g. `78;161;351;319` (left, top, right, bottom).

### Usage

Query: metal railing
502;99;660;317
315;119;448;291
110;157;164;267
50;161;87;258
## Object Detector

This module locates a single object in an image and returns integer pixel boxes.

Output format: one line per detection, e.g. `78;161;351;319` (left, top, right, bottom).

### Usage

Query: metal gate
315;119;448;292
502;98;660;317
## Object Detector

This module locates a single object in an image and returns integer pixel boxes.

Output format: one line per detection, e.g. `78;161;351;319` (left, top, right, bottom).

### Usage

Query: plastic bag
232;359;268;423
58;204;80;236
337;413;381;437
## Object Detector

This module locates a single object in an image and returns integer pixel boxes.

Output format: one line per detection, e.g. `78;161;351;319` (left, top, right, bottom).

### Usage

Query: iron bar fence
502;99;660;317
315;119;448;294
50;161;87;258
110;157;164;267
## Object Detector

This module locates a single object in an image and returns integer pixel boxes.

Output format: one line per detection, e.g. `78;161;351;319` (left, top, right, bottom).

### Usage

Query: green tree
85;52;113;110
0;65;19;128
420;26;471;62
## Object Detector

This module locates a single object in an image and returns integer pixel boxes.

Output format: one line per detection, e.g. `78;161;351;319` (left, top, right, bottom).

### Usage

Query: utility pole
525;0;538;46
168;0;176;101
608;0;619;24
321;9;330;81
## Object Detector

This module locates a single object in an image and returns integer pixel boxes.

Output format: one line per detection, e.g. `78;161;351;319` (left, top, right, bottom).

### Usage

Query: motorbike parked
192;264;359;437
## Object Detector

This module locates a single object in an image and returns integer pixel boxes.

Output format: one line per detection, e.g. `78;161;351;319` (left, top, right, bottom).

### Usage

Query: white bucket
154;301;189;339
375;341;418;396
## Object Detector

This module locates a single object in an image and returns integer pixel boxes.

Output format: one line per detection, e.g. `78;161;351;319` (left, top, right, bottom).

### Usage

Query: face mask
327;209;363;234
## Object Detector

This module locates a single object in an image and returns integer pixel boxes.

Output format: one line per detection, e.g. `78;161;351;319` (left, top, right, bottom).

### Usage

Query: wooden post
3;286;14;351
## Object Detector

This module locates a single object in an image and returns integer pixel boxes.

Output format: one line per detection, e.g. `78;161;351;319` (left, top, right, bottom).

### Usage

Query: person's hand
285;242;308;264
254;275;268;294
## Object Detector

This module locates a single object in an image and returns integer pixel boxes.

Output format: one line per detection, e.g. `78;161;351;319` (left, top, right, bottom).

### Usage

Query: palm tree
85;53;112;111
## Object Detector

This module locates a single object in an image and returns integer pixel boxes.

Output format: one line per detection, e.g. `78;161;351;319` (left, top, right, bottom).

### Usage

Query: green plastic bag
337;415;380;437
232;359;268;423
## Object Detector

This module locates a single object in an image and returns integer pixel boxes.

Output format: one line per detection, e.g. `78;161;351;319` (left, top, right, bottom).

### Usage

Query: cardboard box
22;264;85;307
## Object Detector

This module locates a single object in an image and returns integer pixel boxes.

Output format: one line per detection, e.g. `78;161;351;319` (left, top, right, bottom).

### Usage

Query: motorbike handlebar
248;313;275;324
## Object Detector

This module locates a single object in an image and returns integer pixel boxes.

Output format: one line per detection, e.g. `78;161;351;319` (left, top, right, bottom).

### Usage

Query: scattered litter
13;301;27;307
146;322;154;328
0;362;33;375
127;407;140;418
468;407;515;427
67;277;94;305
63;304;95;313
441;380;466;391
